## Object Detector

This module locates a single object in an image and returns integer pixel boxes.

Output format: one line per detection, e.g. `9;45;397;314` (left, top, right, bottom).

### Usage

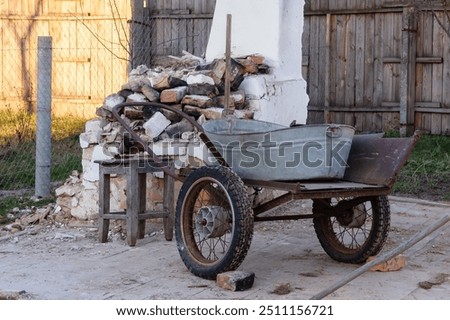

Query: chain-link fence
0;7;213;205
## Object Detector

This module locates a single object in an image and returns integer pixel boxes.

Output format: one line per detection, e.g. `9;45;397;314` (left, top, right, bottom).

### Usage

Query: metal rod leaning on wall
310;214;450;300
223;14;233;117
35;36;53;198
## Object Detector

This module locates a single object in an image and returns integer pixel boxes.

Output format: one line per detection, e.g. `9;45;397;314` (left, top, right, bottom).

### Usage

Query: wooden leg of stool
126;161;139;246
138;172;147;239
163;171;175;241
98;168;110;243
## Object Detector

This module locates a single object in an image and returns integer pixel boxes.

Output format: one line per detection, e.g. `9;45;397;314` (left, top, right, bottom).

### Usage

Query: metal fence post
35;36;52;197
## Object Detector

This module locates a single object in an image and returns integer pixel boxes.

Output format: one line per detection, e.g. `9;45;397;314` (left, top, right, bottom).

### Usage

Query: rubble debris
418;273;449;289
270;283;292;295
0;290;30;300
216;271;255;291
54;51;269;220
93;51;268;155
367;254;406;272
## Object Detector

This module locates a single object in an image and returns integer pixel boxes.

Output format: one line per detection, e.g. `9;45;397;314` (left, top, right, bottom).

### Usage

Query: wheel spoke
313;196;390;264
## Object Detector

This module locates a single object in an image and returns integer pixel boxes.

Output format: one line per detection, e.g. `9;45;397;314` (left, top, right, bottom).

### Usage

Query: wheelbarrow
110;102;420;280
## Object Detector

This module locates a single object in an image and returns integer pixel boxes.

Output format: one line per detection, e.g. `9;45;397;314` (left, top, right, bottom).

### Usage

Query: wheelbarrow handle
109;102;229;180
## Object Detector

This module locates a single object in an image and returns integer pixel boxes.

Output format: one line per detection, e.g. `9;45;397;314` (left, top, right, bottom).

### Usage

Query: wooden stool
96;157;175;246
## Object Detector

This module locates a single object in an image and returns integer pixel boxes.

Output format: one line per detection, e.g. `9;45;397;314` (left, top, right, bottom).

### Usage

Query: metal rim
179;176;235;267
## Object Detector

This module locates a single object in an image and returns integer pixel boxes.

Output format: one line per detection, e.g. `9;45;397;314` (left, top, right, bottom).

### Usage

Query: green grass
0;195;55;221
0;106;87;218
393;134;450;201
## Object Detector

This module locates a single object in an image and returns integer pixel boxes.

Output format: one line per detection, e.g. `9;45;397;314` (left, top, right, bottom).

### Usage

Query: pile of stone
87;51;269;157
56;52;269;221
0;201;71;237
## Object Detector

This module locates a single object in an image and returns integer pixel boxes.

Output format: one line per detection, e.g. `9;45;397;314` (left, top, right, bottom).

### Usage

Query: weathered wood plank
329;1;339;11
364;13;375;106
344;112;356;127
336;1;347;11
392;12;402;103
422;12;433;102
318;15;328;107
442;115;450;135
444;15;450;109
309;15;320;107
355;14;365;107
171;0;181;54
431;113;443;134
328;14;337;106
432;12;444;108
335;15;347;106
373;12;383;107
382;112;399;132
302;16;311;82
415;12;424;104
382;13;395;103
344;15;356;107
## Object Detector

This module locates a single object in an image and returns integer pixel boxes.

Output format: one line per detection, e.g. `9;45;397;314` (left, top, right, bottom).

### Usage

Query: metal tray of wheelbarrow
202;118;355;181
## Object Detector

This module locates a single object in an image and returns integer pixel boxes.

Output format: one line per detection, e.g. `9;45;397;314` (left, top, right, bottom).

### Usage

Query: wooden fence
303;1;450;135
1;0;449;135
0;0;133;117
143;0;216;60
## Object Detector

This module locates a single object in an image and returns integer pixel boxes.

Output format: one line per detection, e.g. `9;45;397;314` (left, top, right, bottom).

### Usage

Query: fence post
35;36;52;198
400;7;417;137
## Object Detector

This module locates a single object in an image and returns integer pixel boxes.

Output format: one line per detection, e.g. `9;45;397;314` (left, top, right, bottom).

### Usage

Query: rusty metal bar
311;214;450;300
110;102;229;181
255;214;316;222
253;193;295;216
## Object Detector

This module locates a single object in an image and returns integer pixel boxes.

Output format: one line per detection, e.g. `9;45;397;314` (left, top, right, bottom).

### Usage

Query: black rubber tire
312;196;390;263
175;166;254;279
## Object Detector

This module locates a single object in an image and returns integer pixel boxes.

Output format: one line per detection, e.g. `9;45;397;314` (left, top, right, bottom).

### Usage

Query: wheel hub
195;206;230;240
336;203;367;228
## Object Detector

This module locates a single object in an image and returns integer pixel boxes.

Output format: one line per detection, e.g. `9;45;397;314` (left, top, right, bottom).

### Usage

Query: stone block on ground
368;254;406;272
216;271;255;291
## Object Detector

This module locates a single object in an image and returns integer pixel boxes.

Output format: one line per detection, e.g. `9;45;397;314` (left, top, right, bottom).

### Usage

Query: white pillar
206;0;309;126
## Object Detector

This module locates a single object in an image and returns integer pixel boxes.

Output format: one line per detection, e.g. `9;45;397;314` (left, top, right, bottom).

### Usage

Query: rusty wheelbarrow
110;102;419;280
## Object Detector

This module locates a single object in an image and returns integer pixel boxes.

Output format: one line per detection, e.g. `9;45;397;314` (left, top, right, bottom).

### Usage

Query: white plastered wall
206;0;309;126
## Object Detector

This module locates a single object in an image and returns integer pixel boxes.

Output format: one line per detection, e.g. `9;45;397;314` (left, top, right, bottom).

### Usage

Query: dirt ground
1;196;450;300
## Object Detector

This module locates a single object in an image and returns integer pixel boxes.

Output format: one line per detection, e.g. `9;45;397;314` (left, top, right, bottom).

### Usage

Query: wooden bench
96;157;175;246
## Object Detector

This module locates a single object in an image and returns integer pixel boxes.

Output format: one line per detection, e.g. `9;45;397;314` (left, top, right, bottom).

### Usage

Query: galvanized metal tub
203;119;355;181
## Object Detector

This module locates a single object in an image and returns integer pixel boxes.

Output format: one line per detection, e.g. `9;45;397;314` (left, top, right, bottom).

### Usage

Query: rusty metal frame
110;102;228;182
108;101;418;223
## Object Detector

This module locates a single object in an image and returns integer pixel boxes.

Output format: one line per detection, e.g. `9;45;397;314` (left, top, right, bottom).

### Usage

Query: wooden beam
324;13;332;123
399;6;417;136
150;13;213;19
308;105;400;112
383;57;443;64
415;108;450;114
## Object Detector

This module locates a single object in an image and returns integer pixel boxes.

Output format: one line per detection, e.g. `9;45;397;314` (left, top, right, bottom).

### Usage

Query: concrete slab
0;196;449;300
